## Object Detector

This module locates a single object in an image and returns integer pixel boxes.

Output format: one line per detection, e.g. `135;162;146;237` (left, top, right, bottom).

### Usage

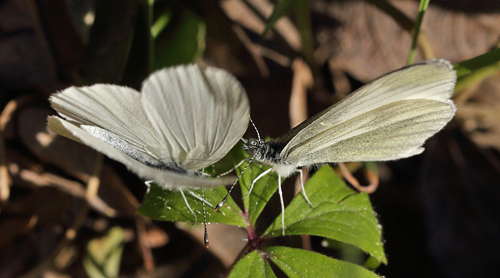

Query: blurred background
1;0;500;277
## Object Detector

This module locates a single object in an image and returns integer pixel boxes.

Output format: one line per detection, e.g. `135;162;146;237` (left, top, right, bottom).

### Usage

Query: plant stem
407;0;430;64
296;0;317;78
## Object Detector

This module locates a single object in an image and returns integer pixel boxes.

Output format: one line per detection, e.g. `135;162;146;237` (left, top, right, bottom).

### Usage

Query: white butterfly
242;59;457;235
48;64;249;197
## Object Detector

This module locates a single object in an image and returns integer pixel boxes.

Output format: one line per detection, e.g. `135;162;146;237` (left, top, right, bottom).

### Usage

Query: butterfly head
242;138;285;165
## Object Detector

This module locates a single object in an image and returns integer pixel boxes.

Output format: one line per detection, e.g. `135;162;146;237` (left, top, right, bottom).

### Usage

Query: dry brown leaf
196;0;264;79
178;223;247;267
314;0;500;81
456;75;500;151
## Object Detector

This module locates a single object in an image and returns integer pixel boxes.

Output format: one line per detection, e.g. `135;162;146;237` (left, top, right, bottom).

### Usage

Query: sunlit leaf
264;166;387;264
238;160;280;226
83;227;125;278
207;140;280;227
154;8;206;69
265;246;381;278
137;183;245;228
228;250;277;278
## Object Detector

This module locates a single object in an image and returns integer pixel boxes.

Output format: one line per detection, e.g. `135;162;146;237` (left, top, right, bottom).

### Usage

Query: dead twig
290;58;314;250
0;95;36;203
7;149;116;217
23;154;103;277
338;162;379;194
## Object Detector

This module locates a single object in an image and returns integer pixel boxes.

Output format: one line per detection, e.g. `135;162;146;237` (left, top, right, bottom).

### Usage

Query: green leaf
223;139;280;226
228;250;277;278
83;227;125;278
262;0;298;36
264;246;381;278
207;140;279;227
239;161;280;226
137;182;245;228
153;8;206;69
406;0;430;65
454;48;500;93
454;48;500;78
151;11;171;39
364;255;382;270
322;239;370;267
264;166;387;264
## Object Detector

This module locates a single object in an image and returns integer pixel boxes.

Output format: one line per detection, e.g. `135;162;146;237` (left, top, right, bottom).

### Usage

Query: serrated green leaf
83;227;125;278
207;140;280;226
264;166;387;264
153;8;205;69
263;0;298;36
137;183;245;228
228;250;277;278
239;162;280;226
264;246;381;278
229;140;280;226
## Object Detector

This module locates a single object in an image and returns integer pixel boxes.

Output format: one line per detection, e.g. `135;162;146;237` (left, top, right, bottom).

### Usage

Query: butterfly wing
49;84;170;163
141;64;250;170
48;117;236;188
279;59;456;165
48;71;241;188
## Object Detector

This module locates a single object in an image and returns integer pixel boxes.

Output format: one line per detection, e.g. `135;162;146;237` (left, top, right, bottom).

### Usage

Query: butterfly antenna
214;116;259;211
215;154;255;211
202;188;209;248
249;116;261;141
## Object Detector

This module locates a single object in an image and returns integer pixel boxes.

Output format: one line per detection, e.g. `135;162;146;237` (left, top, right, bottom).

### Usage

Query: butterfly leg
186;189;215;208
297;169;315;209
215;158;256;210
277;173;286;236
243;168;273;198
215;159;246;177
179;190;197;224
145;180;154;191
185;189;211;247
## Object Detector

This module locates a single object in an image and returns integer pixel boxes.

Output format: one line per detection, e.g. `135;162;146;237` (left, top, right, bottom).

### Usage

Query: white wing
141;64;250;170
49;84;170;165
280;59;456;165
48;116;236;188
49;64;249;188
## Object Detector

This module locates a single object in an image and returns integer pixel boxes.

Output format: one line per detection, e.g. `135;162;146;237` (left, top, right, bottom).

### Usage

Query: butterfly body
243;138;298;177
